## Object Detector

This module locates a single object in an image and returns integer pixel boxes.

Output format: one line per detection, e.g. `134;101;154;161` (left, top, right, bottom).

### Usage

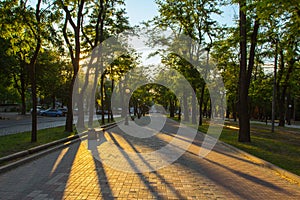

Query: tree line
0;0;299;143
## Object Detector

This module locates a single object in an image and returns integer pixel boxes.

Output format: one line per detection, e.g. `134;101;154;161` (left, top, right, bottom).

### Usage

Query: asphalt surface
0;113;66;136
0;117;300;199
0;113;117;136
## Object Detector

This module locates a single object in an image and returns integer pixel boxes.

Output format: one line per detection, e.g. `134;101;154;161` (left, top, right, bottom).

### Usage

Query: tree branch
63;15;75;64
81;16;93;48
247;18;260;88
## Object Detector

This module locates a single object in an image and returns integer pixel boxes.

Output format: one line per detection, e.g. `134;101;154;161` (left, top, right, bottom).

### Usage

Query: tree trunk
191;87;197;124
29;0;43;142
62;0;85;133
183;89;189;122
278;97;285;126
271;40;278;132
169;98;175;118
178;105;181;120
104;83;109;123
76;92;85;130
286;92;292;125
20;72;26;115
65;76;75;132
226;103;230;119
278;56;295;126
199;84;205;125
120;80;125;118
88;64;100;128
30;63;38;142
238;1;260;142
100;73;105;125
110;79;114;122
238;0;250;142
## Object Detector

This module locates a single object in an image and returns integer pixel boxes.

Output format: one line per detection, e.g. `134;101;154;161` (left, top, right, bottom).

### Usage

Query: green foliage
36;49;72;106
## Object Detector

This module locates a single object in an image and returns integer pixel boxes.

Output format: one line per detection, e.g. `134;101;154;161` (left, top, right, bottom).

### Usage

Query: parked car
40;108;64;117
30;106;45;115
58;108;68;116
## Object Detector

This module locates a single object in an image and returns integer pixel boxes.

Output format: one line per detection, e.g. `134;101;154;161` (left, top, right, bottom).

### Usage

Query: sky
125;0;238;27
125;0;159;26
124;0;238;69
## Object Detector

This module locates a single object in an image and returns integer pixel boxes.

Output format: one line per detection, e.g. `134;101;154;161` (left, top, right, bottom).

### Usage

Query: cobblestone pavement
0;118;300;199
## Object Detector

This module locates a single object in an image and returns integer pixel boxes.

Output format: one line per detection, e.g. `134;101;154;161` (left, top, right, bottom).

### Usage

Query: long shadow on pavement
105;117;295;199
0;141;81;199
104;131;164;199
106;130;186;200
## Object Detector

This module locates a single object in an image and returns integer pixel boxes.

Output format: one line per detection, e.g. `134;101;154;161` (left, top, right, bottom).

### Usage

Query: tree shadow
4;141;82;199
105;118;294;199
103;131;165;199
203;157;291;194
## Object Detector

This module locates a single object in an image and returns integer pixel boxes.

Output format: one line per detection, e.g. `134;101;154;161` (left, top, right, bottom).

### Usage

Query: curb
0;122;117;174
218;140;300;185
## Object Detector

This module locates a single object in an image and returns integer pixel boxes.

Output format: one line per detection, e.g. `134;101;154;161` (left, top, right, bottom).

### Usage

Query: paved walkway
0;118;300;199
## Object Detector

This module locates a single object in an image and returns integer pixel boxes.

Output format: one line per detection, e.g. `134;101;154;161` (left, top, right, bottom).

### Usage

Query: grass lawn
0;126;75;158
198;119;300;176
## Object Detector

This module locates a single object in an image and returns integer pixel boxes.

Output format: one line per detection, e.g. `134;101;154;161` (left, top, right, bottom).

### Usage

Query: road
0;113;115;136
0;117;299;199
0;115;66;136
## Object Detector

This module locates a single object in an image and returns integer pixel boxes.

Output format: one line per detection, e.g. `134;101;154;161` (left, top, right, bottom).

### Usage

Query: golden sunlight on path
0;119;300;199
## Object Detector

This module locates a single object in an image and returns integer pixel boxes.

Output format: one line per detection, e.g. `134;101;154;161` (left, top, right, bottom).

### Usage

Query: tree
57;0;85;132
58;0;131;130
237;0;260;142
212;29;240;121
36;49;71;108
0;38;22;107
149;0;222;125
0;0;57;142
256;0;300;127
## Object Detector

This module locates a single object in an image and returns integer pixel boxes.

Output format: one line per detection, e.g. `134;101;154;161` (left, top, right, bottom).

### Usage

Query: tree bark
191;87;197;124
61;0;85;132
100;72;105;125
65;76;75;132
238;0;250;142
29;0;43;142
110;79;114;122
271;40;278;132
183;89;189;122
20;67;27;115
199;84;205;125
238;0;260;142
278;58;295;126
169;98;175;118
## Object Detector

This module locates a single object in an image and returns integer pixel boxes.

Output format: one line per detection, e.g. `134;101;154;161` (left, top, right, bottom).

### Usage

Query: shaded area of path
0;118;300;199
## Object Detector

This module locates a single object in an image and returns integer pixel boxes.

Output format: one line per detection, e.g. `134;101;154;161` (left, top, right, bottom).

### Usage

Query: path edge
217;139;300;185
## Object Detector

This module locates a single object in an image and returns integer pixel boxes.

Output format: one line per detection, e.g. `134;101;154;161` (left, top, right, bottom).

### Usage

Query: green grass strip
198;119;300;176
0;126;75;158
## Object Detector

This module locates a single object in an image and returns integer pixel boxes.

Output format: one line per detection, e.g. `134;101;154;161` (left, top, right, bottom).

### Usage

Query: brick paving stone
1;118;300;199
